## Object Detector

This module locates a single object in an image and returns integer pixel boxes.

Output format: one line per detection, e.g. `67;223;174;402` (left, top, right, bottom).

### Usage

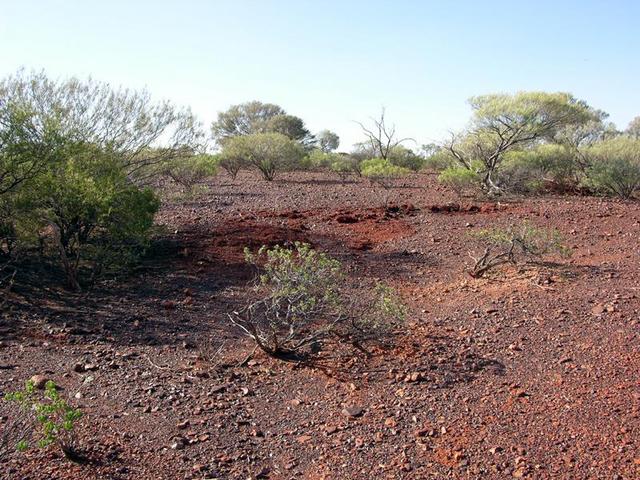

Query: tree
221;132;304;181
211;101;314;147
317;130;340;153
265;114;315;148
211;101;285;142
0;70;204;187
357;108;413;160
445;92;596;194
554;108;618;170
626;116;640;139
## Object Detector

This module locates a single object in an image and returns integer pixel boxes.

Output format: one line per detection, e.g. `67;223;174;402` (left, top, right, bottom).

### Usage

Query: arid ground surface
1;171;639;479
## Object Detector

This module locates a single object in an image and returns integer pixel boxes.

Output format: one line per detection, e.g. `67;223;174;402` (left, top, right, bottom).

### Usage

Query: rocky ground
1;171;639;479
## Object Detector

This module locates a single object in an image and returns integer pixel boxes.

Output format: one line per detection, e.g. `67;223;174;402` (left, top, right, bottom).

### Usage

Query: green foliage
14;144;160;289
447;91;598;194
163;153;218;193
584;137;640;198
211;101;314;148
361;158;410;187
220;132;304;181
626;116;640;139
316;129;340;153
438;164;481;195
0;70;201;288
469;222;570;277
229;242;405;357
4;380;82;453
500;144;578;193
329;156;358;180
387;145;425;171
423;149;455;172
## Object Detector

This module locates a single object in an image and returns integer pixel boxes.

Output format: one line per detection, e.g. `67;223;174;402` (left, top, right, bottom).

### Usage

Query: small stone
591;303;605;315
384;417;397;428
170;437;186;450
177;420;189;430
297;435;312;444
342;406;364;418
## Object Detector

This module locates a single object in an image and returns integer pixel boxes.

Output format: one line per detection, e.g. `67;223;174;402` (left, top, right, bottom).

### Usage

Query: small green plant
329;156;358;181
468;222;570;278
361;158;410;207
438;164;481;196
2;380;83;461
228;242;405;358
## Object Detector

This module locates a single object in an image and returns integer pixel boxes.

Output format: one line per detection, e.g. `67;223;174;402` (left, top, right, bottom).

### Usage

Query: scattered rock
342;406;364;418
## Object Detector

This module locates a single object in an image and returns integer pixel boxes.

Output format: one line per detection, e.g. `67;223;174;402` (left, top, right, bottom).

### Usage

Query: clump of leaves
438;163;482;196
163;153;218;195
228;242;405;358
2;380;83;462
468;222;570;278
361;158;410;188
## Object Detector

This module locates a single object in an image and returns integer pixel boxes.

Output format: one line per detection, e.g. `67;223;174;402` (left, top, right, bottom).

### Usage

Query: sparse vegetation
228;243;405;358
468;222;570;278
584;137;640;198
2;380;83;462
219;132;304;181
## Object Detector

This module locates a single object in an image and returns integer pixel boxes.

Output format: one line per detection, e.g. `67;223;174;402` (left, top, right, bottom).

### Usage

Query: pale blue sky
1;0;638;149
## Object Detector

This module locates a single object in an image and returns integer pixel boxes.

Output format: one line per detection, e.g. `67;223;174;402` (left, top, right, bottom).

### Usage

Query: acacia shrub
584;137;640;199
228;243;405;358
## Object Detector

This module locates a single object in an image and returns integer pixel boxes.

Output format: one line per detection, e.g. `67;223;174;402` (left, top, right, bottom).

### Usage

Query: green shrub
15;144;159;289
361;158;410;186
3;380;82;461
329;156;359;180
500;144;579;193
164;153;218;194
228;242;405;358
468;222;570;277
388;146;425;171
584;137;640;198
220;132;304;181
438;165;481;195
423;149;455;172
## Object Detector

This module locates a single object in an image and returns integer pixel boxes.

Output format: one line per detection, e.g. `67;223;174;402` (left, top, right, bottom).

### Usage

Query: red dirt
1;171;640;479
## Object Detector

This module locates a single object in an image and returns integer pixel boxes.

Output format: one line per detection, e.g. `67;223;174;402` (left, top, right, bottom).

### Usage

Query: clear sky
1;0;638;149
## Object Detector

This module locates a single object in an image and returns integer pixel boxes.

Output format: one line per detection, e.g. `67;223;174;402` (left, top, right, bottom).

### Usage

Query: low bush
438;164;481;195
228;243;405;358
14;144;159;289
361;158;410;188
584;137;640;199
468;222;570;277
388;145;425;171
499;144;579;193
2;379;83;462
220;132;304;181
163;153;218;194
